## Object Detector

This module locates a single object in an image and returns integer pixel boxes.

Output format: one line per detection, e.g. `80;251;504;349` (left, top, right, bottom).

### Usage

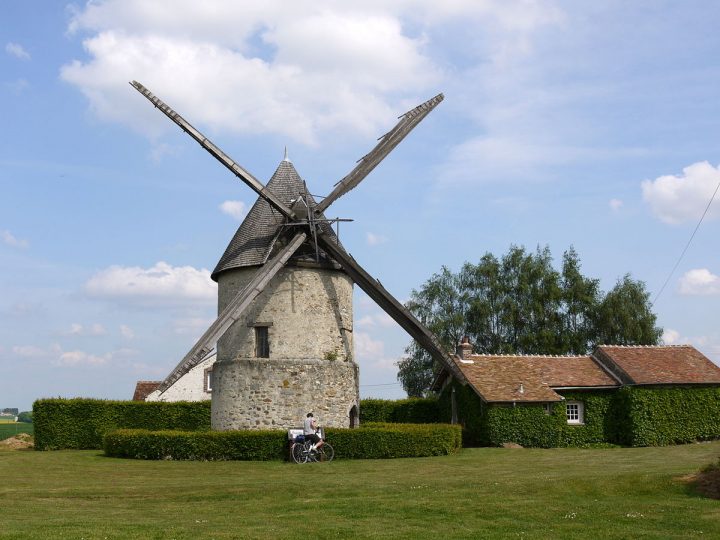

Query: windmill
131;81;465;430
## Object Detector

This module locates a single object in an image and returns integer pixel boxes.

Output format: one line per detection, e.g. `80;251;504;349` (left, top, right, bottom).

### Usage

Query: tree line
397;245;662;397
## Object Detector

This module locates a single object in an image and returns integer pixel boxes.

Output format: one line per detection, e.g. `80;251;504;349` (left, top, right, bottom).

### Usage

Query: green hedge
624;386;720;446
104;423;461;460
33;399;211;450
360;398;440;424
104;429;286;460
328;423;461;459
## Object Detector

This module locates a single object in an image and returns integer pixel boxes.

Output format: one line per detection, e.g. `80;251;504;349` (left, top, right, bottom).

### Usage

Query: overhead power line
652;177;720;306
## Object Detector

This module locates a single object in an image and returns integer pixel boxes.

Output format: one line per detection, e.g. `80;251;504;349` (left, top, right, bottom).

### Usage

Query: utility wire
651;178;720;306
359;382;402;387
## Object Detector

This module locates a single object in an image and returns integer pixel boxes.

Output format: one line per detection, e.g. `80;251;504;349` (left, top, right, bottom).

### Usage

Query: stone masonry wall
212;357;359;430
217;266;354;363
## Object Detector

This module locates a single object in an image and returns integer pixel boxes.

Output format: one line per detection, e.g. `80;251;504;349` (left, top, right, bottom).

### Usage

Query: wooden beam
156;232;307;394
316;232;466;384
315;93;444;214
131;81;296;221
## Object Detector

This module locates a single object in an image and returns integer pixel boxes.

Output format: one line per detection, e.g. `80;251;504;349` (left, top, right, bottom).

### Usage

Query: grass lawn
1;442;719;539
0;422;33;440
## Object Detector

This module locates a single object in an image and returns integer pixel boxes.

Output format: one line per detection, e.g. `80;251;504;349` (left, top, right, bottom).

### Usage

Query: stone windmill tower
211;156;357;429
131;82;466;430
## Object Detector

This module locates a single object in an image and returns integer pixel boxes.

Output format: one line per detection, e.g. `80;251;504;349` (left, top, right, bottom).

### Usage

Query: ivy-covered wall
438;381;720;448
624;386;720;446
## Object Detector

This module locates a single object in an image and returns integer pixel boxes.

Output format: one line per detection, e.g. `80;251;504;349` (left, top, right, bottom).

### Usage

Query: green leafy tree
396;246;661;396
593;274;662;346
17;411;32;423
397;267;466;397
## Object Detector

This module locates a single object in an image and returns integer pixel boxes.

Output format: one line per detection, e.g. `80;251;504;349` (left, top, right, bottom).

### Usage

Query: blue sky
2;1;720;411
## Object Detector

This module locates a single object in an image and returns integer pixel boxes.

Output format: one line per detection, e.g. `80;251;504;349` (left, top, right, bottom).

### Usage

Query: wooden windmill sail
131;81;466;407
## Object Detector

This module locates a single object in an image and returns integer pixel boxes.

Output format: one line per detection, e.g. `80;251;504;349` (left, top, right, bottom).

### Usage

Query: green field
0;422;33;440
1;442;719;539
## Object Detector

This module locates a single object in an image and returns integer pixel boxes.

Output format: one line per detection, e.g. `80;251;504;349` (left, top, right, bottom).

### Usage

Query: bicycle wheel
291;442;307;464
317;443;334;462
305;441;319;463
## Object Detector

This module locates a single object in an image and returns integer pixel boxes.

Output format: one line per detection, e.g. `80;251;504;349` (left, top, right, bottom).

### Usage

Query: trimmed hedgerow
33;399;211;450
104;429;286;460
624;386;720;446
359;398;440;424
329;423;461;459
104;423;462;461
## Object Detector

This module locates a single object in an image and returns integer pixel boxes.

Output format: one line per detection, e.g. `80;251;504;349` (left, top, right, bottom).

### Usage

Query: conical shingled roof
211;159;340;281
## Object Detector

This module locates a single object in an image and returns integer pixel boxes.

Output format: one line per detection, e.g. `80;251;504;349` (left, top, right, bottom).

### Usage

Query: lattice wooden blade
314;93;444;214
156;231;308;394
315;231;465;383
131;81;296;221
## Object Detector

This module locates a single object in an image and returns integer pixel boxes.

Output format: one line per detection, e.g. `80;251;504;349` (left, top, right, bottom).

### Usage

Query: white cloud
173;317;215;336
642;161;720;225
354;331;385;360
1;230;29;249
679;268;720;295
55;350;108;366
5;78;29;94
120;324;135;339
366;232;388;246
219;200;248;221
149;142;178;163
662;328;680;345
356;312;397;329
60;1;560;143
5;42;30;60
67;323;107;336
609;198;623;211
354;331;403;376
85;261;216;306
12;345;50;358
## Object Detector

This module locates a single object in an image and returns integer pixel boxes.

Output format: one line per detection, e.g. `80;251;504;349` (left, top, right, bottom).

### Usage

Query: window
542;403;552;415
565;401;584;425
255;326;270;358
204;368;213;393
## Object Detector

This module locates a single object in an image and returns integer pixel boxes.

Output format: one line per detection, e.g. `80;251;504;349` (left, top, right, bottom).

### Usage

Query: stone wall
217;265;354;363
212;357;359;430
212;263;358;430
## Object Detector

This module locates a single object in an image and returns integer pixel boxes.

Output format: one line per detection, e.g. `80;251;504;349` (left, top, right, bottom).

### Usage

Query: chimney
456;336;473;359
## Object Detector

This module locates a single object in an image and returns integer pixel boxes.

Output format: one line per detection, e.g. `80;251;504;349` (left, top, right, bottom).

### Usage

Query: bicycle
291;435;334;463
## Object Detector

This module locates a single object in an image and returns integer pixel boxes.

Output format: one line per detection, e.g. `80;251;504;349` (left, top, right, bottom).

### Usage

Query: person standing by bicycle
303;412;324;451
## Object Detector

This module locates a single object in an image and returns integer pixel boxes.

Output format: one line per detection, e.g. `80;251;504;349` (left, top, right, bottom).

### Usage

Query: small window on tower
255;326;270;358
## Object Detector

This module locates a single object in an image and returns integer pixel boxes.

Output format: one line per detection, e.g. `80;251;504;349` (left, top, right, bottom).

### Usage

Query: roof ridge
598;344;692;348
469;353;590;359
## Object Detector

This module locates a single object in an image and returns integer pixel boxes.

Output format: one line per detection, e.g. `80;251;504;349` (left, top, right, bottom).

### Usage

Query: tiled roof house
435;339;720;447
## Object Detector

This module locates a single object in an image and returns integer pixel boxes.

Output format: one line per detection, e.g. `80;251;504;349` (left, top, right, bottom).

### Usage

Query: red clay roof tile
595;345;720;384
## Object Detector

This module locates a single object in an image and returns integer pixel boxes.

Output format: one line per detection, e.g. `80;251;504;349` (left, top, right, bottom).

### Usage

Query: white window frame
204;367;213;393
565;401;584;425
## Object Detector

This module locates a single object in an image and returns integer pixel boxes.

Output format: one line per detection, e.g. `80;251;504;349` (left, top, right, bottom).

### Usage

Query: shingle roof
133;381;161;401
211;160;340;281
454;354;619;403
594;345;720;385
